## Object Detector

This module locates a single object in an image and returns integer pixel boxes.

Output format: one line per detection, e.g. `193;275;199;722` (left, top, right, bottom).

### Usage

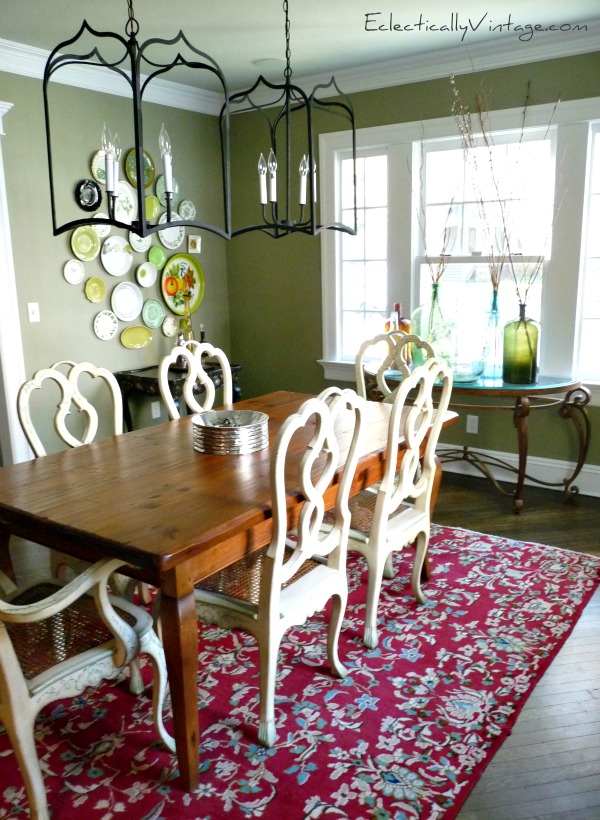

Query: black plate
75;178;102;211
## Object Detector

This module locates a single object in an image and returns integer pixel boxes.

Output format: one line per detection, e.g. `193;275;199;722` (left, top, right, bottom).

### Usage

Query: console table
365;372;590;513
114;363;242;431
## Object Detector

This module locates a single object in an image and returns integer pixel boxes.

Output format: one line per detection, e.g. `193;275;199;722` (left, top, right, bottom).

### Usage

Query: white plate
101;235;133;277
93;309;119;341
136;261;158;288
114;180;138;224
179;199;196;220
129;231;152;253
93;213;111;237
111;281;143;322
156;174;180;207
142;298;166;329
158;211;185;250
63;259;85;285
162;315;179;337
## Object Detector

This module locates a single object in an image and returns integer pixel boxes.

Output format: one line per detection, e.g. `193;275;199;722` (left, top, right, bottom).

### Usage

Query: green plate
160;254;205;316
71;226;101;261
120;325;153;349
125;149;155;189
148;244;166;270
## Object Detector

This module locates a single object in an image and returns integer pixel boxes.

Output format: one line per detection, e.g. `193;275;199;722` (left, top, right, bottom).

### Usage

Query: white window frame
319;97;600;405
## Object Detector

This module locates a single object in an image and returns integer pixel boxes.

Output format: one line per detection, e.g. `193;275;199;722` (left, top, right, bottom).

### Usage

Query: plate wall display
160;253;205;316
125;148;155;189
90;149;106;184
136;261;158;288
142;298;166;329
71;226;101;261
145;195;160;220
85;277;106;303
114;180;138;224
93;213;111;238
179;199;196;220
129;230;152;253
121;325;152;349
148;244;166;270
158;211;185;250
101;235;133;277
156;174;180;207
162;314;179;337
111;281;143;322
93;309;119;341
63;259;85;285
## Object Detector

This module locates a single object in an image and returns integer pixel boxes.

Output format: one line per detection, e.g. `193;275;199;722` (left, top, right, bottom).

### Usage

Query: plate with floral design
160;254;204;316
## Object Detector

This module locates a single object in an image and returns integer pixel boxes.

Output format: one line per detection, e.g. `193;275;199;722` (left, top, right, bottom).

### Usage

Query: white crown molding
0;101;13;135
0;25;598;111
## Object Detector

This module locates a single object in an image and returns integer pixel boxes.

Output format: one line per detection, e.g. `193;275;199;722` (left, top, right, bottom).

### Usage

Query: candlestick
267;148;277;202
101;123;115;194
258;153;267;204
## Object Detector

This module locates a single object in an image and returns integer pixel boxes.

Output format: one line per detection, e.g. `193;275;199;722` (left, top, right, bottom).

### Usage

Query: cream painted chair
158;341;233;419
355;331;434;403
0;558;175;820
194;388;365;747
345;357;453;649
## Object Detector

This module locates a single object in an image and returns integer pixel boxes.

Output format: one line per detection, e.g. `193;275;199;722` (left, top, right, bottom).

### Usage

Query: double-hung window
320;97;600;397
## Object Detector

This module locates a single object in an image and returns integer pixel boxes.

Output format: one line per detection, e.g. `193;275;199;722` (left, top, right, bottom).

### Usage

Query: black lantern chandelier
43;0;356;242
43;0;231;239
225;0;357;238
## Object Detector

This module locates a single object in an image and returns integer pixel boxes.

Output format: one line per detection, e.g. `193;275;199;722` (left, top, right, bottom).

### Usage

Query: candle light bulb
299;154;309;205
267;148;277;202
101;122;113;154
159;123;173;194
258;153;268;205
113;133;121;188
101;123;115;194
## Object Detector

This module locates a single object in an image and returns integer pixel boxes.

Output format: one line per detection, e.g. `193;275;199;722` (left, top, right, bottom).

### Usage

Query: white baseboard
439;446;600;498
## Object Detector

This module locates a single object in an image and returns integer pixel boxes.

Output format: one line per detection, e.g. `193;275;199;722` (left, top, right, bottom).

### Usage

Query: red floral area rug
1;526;598;819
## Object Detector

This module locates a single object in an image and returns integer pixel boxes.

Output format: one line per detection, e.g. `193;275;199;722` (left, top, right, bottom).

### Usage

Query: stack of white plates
192;410;269;455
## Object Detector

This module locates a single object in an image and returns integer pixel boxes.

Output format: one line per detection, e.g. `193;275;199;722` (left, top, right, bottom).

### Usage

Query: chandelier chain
283;0;292;80
125;0;140;38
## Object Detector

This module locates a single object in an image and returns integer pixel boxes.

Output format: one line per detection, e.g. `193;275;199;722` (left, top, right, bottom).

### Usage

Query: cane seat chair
345;357;453;649
355;331;435;403
158;342;234;419
194;388;365;747
0;558;175;820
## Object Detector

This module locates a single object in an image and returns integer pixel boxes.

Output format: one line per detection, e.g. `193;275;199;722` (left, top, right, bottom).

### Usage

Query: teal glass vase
502;303;539;384
483;288;503;378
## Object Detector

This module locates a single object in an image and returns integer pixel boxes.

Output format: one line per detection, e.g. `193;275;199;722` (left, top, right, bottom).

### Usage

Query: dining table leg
0;525;15;582
159;587;200;792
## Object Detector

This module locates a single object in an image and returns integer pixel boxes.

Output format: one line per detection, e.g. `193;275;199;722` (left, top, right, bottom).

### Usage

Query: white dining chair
194;387;366;747
345;357;453;649
158;341;234;419
0;557;175;820
355;331;434;403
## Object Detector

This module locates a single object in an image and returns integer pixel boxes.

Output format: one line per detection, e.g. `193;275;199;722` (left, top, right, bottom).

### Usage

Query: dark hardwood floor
434;472;600;819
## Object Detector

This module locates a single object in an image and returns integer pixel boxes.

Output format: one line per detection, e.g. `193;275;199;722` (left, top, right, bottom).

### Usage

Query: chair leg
4;713;50;820
139;629;176;753
363;554;388;650
257;631;280;748
411;531;429;604
327;591;348;678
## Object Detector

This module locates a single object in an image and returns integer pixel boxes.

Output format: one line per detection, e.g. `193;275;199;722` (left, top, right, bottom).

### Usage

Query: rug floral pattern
0;526;598;819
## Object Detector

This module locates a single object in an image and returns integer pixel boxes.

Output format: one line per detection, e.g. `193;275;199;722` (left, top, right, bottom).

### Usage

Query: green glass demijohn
502;303;539;384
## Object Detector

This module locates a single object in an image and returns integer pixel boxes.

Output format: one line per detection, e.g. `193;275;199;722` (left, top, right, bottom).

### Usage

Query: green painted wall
225;52;600;468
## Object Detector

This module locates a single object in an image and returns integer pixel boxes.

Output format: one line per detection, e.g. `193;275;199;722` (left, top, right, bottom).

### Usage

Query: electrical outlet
27;302;40;322
466;414;479;434
151;401;161;420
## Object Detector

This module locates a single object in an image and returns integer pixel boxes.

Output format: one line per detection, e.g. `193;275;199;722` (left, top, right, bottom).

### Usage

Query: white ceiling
1;0;599;95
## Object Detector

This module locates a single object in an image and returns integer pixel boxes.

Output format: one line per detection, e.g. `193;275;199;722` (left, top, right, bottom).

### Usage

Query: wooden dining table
0;390;457;792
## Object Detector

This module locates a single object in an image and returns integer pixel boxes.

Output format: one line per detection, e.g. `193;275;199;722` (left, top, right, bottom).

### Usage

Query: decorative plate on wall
63;259;85;285
179;199;196;220
93;213;111;238
156;174;180;207
90;149;106;185
125;149;155;189
162;314;179;337
129;231;152;253
136;261;158;288
121;325;152;349
158;211;185;250
85;277;106;303
145;195;160;220
71;226;101;261
148;244;166;270
75;179;102;211
114;180;138;224
142;298;166;329
101;235;133;277
93;309;119;341
160;253;204;316
111;281;143;322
